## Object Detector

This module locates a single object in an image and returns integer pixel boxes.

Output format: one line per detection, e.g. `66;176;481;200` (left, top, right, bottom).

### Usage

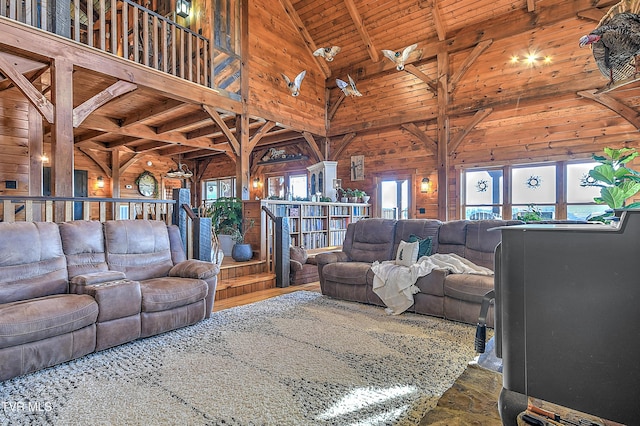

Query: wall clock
136;171;157;197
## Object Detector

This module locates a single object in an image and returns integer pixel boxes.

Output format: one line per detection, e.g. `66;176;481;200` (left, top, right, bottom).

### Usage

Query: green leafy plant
230;218;255;243
581;147;640;216
204;197;243;235
516;204;543;222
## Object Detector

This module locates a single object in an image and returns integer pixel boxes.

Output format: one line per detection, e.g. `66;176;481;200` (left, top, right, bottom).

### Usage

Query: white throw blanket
371;253;494;315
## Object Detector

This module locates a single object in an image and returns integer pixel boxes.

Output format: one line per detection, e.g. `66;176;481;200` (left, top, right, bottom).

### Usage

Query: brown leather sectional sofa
0;220;219;381
316;218;521;326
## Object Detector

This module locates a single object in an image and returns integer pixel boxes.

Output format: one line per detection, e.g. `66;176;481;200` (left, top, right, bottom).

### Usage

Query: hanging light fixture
176;0;191;18
253;177;260;188
165;155;193;179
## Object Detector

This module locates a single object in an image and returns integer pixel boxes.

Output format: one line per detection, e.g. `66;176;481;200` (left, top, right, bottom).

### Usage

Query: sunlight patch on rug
0;291;477;425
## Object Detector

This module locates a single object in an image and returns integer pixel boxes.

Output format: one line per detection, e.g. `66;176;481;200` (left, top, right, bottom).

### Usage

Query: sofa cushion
322;262;371;286
290;246;308;264
436;220;468;257
59;220;108;278
104;220;174;281
0;294;98;348
0;222;68;304
139;277;208;313
394;219;441;255
395;240;419;266
345;219;397;263
444;274;494;304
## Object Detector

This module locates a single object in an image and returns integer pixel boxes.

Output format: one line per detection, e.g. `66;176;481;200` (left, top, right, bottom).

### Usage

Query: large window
462;161;608;220
203;177;236;201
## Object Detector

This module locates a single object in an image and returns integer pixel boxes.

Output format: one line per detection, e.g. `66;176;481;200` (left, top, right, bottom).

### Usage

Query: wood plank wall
246;0;326;135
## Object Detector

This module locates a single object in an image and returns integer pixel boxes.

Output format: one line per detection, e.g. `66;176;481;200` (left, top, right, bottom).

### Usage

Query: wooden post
51;57;74;222
193;217;212;261
274;216;290;287
437;47;449;221
172;188;190;249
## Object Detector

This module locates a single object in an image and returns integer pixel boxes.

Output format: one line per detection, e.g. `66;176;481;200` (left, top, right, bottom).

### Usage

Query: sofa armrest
290;259;304;272
315;251;349;265
70;271;127;293
169;259;220;280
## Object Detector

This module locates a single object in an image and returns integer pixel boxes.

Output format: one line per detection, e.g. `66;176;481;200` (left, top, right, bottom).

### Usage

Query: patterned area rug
0;291;478;425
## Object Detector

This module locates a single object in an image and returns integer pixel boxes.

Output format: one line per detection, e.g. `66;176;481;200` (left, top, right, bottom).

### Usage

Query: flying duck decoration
282;70;306;96
382;43;418;71
336;75;362;97
313;46;341;62
579;0;640;84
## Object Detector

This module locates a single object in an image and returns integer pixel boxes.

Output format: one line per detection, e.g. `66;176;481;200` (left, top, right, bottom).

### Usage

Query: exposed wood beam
119;153;142;175
401;123;438;154
403;64;438;94
75;129;106;144
249;120;277;151
448;39;493;93
0;53;54;123
156;110;211;134
448;108;493;154
302;131;324;161
577;9;605;21
328;93;346;121
527;0;536;12
278;0;331;78
131;141;172;152
73;81;138;127
577;90;640;130
344;0;379;63
121;98;185;127
79;147;112;177
430;0;446;41
202;104;240;156
104;136;145;149
330;132;356;161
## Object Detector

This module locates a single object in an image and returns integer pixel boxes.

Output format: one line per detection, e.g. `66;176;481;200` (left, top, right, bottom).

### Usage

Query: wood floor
212;281;320;311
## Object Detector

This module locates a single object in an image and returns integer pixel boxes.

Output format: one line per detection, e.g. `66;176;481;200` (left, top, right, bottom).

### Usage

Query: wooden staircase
215;257;276;301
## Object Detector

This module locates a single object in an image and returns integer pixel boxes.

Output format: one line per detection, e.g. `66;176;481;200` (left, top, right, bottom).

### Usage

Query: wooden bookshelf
261;200;370;249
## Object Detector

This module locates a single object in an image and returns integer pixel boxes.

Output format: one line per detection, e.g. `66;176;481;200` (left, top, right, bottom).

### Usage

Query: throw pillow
290;246;308;264
395;240;420;267
408;234;433;258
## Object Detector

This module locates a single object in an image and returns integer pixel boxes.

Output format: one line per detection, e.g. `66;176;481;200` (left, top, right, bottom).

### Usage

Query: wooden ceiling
3;0;628;168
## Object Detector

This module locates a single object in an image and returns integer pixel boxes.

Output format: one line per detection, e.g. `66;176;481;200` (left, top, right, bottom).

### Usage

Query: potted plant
338;188;348;203
345;188;357;203
204;197;243;256
515;204;543;222
581;147;640;222
230;219;255;262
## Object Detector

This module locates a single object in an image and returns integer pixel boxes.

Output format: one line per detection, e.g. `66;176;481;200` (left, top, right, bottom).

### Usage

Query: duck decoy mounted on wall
579;0;640;85
336;74;362;97
313;46;341;62
282;70;306;97
382;43;418;71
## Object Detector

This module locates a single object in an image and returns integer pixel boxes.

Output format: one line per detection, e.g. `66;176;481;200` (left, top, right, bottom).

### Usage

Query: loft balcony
0;0;241;96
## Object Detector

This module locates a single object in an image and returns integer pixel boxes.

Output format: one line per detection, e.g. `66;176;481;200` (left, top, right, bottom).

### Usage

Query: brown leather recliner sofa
0;219;219;381
315;218;521;326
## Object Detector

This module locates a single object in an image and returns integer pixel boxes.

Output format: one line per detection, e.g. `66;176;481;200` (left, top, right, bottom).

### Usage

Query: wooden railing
0;196;175;223
1;0;215;88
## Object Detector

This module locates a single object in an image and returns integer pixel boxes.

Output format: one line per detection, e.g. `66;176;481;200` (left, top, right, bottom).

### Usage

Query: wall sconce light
420;177;430;193
176;0;191;18
41;154;49;163
253;177;260;189
333;178;342;190
97;176;104;189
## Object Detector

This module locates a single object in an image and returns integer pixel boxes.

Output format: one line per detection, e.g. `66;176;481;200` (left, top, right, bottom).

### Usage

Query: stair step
215;272;276;301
